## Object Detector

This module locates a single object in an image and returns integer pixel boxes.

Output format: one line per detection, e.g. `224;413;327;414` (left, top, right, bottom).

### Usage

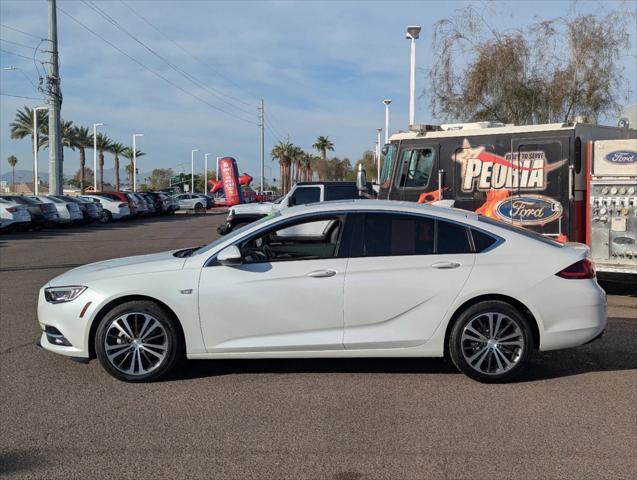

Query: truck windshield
380;143;396;187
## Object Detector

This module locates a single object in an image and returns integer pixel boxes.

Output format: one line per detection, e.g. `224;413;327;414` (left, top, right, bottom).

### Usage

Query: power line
0;48;34;60
119;0;259;106
82;0;256;118
0;23;44;40
0;92;45;100
0;38;37;50
57;5;257;125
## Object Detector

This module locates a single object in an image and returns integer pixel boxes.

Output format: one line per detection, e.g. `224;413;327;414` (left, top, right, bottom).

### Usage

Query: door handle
306;269;337;278
431;261;461;269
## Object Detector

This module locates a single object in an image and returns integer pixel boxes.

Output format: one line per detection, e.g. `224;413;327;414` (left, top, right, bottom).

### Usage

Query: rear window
478;216;563;247
292;186;320;205
362;213;435;257
325;185;357;201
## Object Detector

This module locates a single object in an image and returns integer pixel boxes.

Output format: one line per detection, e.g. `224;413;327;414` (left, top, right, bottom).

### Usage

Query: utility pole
258;99;265;193
47;0;63;194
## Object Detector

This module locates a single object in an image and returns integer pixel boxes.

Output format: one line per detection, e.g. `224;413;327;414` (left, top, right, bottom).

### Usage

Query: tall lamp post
406;26;421;127
204;153;211;194
32;106;49;195
376;128;382;182
132;133;143;192
383;99;392;144
93;123;103;191
191;149;198;193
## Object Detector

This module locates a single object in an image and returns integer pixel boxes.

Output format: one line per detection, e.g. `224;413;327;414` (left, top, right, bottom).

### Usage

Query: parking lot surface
1;214;635;480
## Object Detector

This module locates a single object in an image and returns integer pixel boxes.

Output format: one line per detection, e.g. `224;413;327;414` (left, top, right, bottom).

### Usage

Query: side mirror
286;196;296;207
217;245;242;266
381;144;389;156
356;163;367;192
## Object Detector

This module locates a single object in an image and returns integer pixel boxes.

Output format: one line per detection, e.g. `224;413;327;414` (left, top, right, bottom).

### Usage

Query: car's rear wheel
194;203;205;214
449;300;532;383
95;301;182;382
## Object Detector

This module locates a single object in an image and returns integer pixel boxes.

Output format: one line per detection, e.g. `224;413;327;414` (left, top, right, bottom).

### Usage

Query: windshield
380;143;397;187
195;212;282;256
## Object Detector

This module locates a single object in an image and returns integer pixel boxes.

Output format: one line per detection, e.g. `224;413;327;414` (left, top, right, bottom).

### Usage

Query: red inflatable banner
208;172;253;194
218;157;244;206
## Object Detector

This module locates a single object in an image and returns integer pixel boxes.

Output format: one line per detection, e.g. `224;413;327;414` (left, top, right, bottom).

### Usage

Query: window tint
362;213;435;257
325;185;357;201
292;186;320;205
396;148;435;188
437;220;471;254
471;229;498;253
240;217;343;263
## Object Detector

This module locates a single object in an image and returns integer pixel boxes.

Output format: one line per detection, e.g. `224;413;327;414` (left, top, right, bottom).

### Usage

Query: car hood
48;250;187;286
231;202;277;215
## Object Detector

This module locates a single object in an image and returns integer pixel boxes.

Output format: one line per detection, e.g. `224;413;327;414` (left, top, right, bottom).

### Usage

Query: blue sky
1;0;636;182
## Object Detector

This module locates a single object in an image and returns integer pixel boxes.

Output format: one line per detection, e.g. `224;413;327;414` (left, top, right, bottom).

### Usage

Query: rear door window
325;185;357;201
361;213;435;257
436;220;471;254
292;186;320;205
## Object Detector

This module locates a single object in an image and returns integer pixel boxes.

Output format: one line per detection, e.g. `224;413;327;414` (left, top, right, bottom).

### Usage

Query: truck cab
217;181;360;234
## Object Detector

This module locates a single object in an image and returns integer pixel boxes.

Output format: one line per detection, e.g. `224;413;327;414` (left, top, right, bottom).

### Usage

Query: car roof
279;199;478;222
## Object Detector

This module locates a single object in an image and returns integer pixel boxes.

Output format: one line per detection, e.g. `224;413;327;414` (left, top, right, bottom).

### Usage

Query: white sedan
38;200;606;383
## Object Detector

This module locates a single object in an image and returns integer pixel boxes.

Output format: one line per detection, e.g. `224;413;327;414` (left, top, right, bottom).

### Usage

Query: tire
449;300;533;383
95;300;183;382
100;210;112;223
194;203;205;214
230;221;250;231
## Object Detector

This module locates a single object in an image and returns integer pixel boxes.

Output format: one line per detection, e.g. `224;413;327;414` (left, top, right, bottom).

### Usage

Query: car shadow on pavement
169;315;636;383
0;449;49;476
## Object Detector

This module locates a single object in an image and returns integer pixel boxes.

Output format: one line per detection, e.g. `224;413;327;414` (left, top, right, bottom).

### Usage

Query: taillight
6;207;18;213
556;258;596;279
119;203;127;208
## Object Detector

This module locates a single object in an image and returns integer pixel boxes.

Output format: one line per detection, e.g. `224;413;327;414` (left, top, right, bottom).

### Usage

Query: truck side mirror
286;196;296;207
356;164;367;193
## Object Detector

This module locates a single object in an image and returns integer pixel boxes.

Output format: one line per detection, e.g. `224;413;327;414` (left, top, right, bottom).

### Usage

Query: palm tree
312;136;334;180
300;152;314;182
290;145;304;183
271;141;295;194
72;126;93;193
108;143;127;191
7;155;18;191
9;106;48;184
122;148;145;190
94;133;112;191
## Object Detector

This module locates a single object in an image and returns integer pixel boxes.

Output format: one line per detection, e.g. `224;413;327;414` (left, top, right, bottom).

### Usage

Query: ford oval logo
494;195;563;226
605;150;637;165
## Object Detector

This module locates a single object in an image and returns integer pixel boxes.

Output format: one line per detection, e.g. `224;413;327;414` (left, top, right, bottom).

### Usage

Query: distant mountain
0;168;153;186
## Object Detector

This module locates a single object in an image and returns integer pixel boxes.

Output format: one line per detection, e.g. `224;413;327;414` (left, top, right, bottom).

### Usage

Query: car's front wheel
95;301;182;382
449;300;533;383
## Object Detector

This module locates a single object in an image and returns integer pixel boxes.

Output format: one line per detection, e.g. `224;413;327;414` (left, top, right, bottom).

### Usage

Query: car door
343;212;475;349
198;213;351;352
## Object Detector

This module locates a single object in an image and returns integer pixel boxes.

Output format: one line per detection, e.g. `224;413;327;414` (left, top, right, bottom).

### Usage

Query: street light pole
383;99;392;144
93;123;103;191
191;149;198;193
132;134;143;192
376;128;382;182
406;26;421;127
204;153;211;194
32;106;48;195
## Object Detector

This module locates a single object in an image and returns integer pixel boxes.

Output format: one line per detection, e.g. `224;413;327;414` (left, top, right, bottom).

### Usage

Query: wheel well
443;294;540;359
88;295;186;359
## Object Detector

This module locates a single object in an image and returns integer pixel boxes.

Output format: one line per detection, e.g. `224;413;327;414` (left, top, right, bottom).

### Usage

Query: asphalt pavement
1;213;635;480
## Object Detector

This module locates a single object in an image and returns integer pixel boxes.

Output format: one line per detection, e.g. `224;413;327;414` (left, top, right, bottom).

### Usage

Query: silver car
30;195;83;224
0;198;31;232
173;193;207;213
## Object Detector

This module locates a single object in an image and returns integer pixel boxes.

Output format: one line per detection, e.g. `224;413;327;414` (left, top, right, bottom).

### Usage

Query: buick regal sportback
38;200;606;383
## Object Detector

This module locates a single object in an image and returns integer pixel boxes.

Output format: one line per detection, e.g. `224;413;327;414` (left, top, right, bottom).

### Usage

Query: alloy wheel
460;312;524;376
103;312;168;376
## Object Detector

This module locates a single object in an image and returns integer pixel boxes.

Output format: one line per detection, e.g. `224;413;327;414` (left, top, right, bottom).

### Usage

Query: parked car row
0;191;179;233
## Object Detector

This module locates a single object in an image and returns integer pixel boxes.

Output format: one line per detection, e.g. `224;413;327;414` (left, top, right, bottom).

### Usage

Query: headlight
44;286;87;304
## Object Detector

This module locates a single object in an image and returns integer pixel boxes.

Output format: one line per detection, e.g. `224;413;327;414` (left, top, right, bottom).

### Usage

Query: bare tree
428;5;634;124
